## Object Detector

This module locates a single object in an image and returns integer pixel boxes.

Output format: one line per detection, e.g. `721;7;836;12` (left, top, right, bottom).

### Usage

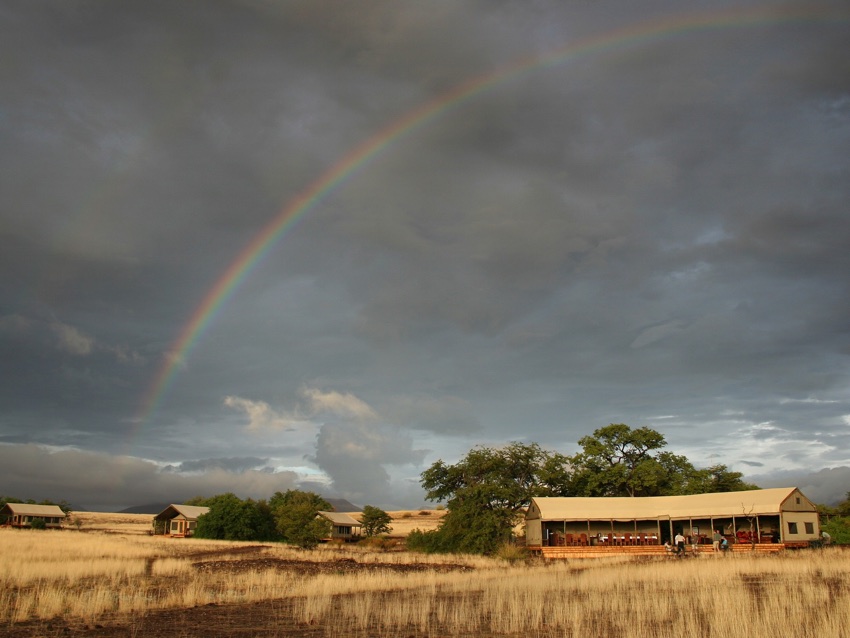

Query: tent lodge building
0;503;66;528
152;504;210;537
526;487;820;556
318;511;363;541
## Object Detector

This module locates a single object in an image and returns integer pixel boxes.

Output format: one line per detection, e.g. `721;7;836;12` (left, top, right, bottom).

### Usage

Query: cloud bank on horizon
1;0;849;510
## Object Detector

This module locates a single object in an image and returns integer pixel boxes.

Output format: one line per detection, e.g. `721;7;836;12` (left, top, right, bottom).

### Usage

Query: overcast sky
2;1;849;511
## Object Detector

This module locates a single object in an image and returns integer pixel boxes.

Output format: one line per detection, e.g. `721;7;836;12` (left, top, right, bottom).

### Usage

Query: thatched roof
527;488;814;521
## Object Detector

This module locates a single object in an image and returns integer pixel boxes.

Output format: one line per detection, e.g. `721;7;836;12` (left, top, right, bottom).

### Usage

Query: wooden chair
578;533;588;546
624;533;633;546
638;532;647;545
565;533;574;546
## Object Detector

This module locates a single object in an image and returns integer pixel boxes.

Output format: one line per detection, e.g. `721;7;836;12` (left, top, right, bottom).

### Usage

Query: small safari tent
153;504;210;537
0;503;66;528
526;487;819;556
318;511;362;541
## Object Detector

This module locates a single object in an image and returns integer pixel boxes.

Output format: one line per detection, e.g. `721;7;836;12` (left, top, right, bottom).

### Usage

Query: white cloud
50;321;94;355
301;387;379;422
223;395;310;431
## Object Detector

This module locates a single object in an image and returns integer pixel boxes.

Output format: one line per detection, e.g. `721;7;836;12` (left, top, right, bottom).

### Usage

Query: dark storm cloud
162;457;272;474
750;466;850;506
1;0;849;508
0;444;299;511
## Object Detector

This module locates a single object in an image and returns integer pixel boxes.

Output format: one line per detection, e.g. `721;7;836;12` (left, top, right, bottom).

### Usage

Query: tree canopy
192;489;332;547
268;490;332;549
193;493;276;541
564;424;757;497
416;442;566;554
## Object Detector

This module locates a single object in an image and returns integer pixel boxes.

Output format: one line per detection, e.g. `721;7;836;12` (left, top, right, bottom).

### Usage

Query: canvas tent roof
318;511;362;526
154;504;210;520
1;503;66;517
529;488;807;521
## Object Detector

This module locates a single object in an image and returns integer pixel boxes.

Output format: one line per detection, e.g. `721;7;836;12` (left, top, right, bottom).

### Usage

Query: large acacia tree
414;442;569;554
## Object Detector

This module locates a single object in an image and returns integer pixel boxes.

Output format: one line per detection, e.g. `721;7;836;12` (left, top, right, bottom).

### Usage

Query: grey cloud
310;421;427;505
1;1;849;508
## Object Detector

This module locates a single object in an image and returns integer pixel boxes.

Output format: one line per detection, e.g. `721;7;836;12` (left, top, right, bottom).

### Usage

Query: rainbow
134;5;849;431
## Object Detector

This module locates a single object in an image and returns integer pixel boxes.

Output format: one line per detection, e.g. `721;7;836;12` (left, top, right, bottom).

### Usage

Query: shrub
494;542;529;563
358;536;398;551
823;517;850;545
405;529;446;553
29;518;47;530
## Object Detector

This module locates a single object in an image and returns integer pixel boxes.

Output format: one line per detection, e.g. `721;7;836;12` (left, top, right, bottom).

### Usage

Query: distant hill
118;503;170;515
325;498;361;512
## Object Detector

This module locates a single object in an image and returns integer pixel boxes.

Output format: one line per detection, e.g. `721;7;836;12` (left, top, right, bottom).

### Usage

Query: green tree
418;442;566;554
567;424;684;497
193;493;277;541
822;517;850;544
360;505;392;537
684;464;760;494
269;490;332;549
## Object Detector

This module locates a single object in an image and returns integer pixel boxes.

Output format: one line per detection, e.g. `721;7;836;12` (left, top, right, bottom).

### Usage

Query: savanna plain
1;512;848;638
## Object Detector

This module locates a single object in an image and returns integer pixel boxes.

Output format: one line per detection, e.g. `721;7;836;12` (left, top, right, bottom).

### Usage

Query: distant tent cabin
526;487;820;553
152;504;210;537
0;503;66;528
318;511;363;541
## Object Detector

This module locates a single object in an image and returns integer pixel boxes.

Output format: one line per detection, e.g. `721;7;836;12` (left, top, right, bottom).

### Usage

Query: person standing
713;529;722;553
675;531;686;556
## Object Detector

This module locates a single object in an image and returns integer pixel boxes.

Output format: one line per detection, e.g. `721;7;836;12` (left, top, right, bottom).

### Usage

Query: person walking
713;529;722;553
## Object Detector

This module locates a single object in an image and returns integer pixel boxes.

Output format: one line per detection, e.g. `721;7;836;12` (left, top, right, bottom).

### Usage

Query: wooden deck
531;543;786;559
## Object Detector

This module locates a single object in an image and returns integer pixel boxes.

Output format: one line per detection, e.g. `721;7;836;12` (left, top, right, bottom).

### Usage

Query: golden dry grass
2;527;849;636
381;508;446;536
66;510;156;535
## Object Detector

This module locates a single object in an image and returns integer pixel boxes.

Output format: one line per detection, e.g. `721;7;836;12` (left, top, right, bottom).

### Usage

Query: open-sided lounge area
525;487;819;557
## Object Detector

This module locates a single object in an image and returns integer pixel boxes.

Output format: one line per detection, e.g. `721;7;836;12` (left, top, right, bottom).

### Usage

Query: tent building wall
526;487;819;549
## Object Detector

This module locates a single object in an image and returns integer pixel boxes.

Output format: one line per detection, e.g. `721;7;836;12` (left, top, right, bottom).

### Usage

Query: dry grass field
2;518;849;638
